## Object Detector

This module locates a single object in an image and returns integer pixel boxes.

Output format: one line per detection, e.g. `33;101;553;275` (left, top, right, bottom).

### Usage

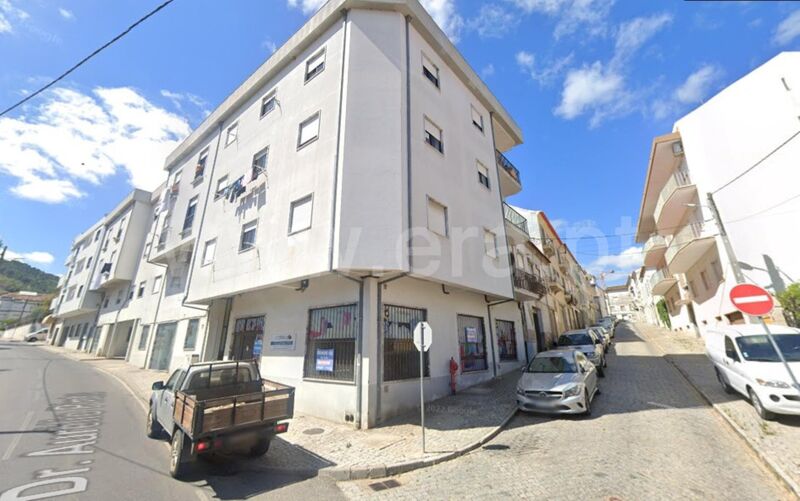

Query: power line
0;0;176;118
712;129;800;194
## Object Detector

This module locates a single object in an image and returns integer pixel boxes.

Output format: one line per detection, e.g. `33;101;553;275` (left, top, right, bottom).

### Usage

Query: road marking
732;295;770;305
2;410;36;461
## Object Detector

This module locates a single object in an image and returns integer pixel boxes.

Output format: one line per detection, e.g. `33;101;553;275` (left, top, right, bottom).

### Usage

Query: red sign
729;284;774;317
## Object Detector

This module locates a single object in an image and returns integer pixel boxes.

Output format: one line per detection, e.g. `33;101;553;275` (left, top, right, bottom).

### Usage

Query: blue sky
1;0;799;284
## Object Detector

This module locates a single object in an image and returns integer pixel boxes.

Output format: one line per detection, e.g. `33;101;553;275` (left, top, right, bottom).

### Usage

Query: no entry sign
729;284;774;317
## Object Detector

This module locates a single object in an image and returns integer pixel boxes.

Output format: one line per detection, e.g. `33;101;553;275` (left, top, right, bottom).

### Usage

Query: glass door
149;322;177;371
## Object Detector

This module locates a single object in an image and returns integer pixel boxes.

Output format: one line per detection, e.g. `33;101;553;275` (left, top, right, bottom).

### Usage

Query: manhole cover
303;427;325;435
369;479;401;491
482;444;510;451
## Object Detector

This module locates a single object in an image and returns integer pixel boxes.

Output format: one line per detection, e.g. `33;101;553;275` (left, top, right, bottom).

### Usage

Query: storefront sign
315;348;334;372
465;326;478;343
269;334;296;351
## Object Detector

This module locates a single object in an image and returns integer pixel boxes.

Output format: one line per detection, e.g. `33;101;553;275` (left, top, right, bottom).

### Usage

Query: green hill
0;259;59;294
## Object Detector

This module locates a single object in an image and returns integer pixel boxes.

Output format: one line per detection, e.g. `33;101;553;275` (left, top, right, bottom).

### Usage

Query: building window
182;196;198;235
422;54;439;88
215;175;229;199
137;281;146;298
471;105;484;132
251;147;268;181
195;149;208;180
484;229;497;258
152;275;162;294
458;314;487;372
94;229;101;241
77;285;83;297
383;305;429;381
116;289;124;305
171;169;183;189
202;239;216;266
86;256;92;269
477;161;490;189
426;197;448;237
138;325;150;351
184;318;199;350
700;270;710;290
303;304;357;382
75;258;85;273
260;92;277;118
496;319;517;361
424;117;443;153
711;259;723;282
297;112;320;149
304;49;326;82
143;243;151;260
289;195;313;235
226;122;238;146
240;220;257;251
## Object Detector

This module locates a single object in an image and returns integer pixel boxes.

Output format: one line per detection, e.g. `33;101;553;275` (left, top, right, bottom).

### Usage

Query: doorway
531;308;545;353
231;316;265;361
149;322;177;371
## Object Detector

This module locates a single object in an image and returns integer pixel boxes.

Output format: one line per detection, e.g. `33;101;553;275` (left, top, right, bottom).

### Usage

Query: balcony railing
503;202;529;235
513;268;547;297
496;150;521;184
653;167;693;225
644;234;666;253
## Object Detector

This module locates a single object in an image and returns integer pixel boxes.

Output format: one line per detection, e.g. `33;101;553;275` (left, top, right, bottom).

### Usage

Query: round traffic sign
729;284;774;317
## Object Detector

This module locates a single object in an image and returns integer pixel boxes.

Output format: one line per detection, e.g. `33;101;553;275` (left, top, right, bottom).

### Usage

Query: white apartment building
636;52;800;334
606;284;636;320
628;267;660;326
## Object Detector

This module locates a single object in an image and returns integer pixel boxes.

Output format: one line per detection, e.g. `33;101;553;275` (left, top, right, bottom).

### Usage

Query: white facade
637;52;800;334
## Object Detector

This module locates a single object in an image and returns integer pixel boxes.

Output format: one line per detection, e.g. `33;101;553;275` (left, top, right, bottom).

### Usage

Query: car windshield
558;333;593;346
735;334;800;362
527;355;577;373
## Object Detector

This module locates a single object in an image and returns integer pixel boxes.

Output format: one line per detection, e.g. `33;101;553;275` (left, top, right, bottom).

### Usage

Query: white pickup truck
147;360;294;478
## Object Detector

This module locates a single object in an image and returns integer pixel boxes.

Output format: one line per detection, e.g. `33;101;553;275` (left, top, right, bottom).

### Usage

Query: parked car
557;329;606;376
590;326;612;348
516;349;599;415
24;328;49;342
599;317;616;337
147;360;295;478
705;325;800;420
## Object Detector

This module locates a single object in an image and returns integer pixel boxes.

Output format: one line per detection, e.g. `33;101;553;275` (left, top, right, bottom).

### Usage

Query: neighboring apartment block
636;52;800;334
606;284;637;320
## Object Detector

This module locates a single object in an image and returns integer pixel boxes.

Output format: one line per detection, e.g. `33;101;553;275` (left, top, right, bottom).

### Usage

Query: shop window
496;319;517;361
457;314;487;372
303;304;358;382
383;304;429;381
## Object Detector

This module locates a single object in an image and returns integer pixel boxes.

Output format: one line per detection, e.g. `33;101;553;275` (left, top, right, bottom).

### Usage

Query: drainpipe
375;272;408;423
328;9;349;272
335;272;364;428
518;302;530;365
404;15;414;273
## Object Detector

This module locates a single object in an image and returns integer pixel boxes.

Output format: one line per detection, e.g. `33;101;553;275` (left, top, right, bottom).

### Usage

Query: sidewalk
39;344;518;481
634;322;800;496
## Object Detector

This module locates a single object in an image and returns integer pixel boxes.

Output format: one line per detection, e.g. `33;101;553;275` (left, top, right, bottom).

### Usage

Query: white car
705;325;800;420
516;349;599;415
557;329;606;377
24;328;49;342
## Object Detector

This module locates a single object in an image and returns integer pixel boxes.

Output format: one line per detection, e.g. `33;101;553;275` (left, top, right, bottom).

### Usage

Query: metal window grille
303;304;358;382
495;319;517;361
383;305;429;381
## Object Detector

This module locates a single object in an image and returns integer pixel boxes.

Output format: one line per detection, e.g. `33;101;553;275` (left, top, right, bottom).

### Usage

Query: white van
705;325;800;420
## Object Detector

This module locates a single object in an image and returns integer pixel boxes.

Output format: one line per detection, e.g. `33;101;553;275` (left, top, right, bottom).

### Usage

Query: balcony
649;267;677;296
151;225;194;265
548;275;564;294
653;167;696;234
665;220;716;274
503;203;529;244
643;234;667;268
513;268;547;300
496;150;522;197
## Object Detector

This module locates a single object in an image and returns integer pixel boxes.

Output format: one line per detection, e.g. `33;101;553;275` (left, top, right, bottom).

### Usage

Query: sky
1;0;799;284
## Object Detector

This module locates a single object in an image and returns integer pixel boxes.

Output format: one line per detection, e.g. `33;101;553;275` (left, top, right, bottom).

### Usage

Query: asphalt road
0;341;344;501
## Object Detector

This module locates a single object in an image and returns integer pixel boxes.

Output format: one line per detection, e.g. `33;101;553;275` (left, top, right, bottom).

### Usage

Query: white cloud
0;13;10;33
0;0;28;34
587;246;643;278
674;64;721;104
468;4;518;39
0;86;191;204
510;0;615;40
286;0;327;15
420;0;464;41
481;63;495;79
555;62;629;126
516;50;574;86
58;7;73;20
262;38;278;54
5;249;55;265
613;13;672;65
773;10;800;46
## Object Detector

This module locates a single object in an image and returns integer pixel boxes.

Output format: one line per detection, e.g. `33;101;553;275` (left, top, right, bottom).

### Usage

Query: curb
323;406;518;481
637;325;800;498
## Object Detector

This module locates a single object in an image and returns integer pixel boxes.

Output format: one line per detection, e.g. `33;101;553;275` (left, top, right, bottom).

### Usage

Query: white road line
732;295;770;304
2;410;36;461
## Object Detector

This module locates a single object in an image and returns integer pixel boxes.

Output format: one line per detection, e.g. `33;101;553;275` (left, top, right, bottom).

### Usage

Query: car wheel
247;438;271;457
583;390;592;416
146;406;162;439
715;369;736;395
748;388;775;421
169;429;189;479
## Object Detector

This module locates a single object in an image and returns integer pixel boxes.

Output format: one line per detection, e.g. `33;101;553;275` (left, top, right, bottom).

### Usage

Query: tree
656;299;671;329
777;283;800;327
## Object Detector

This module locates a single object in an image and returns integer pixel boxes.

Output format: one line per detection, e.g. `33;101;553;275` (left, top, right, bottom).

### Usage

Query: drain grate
368;479;401;491
302;427;325;435
482;444;510;451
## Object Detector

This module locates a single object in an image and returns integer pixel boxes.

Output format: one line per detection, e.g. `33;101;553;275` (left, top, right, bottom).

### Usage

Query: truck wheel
170;429;190;479
247;438;271;457
146;407;162;439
